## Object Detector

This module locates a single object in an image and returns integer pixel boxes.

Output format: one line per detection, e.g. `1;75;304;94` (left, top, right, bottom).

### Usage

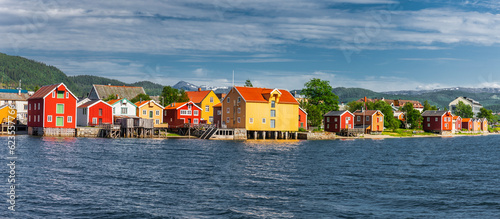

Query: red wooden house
452;116;462;132
163;101;202;128
461;118;472;131
27;83;78;136
422;110;453;133
77;100;113;126
299;107;308;130
324;110;354;133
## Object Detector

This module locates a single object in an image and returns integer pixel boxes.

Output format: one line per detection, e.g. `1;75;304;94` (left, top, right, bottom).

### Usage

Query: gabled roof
186;90;212;103
77;100;112;109
107;98;136;107
164;101;202;110
135;100;163;109
299;107;308;115
232;86;299;105
28;83;78;100
353;110;383;116
453;116;461;120
324;110;352;117
0;92;31;101
213;103;222;107
462;118;471;122
421;110;450;117
92;84;146;100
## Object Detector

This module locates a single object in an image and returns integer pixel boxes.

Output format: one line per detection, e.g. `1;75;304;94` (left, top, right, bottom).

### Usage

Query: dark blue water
1;135;500;218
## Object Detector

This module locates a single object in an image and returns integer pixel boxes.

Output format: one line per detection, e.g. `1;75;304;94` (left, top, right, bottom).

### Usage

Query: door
149;111;153;118
56;117;64;126
188;118;191;123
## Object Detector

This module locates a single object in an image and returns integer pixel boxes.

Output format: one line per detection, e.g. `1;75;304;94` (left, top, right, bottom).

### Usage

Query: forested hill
0;53;163;96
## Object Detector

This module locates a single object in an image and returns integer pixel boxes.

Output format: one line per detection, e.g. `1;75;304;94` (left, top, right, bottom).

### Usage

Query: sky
1;0;500;92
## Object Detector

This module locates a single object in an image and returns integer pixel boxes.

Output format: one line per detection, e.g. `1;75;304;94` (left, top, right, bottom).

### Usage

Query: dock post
285;132;288;140
254;131;257;140
295;132;298;139
275;131;277;140
263;131;266;140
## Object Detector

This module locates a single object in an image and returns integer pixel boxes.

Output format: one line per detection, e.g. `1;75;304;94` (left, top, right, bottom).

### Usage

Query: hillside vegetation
0;53;163;96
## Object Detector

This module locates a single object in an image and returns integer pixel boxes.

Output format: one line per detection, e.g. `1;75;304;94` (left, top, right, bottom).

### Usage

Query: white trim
136;100;164;109
41;83;79;101
299;107;308;115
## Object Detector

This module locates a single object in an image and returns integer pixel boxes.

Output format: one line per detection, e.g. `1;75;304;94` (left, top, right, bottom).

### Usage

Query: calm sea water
1;135;500;218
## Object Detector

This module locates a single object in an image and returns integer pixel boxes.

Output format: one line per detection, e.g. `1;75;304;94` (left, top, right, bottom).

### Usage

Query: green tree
454;101;473;118
130;93;151;103
103;94;117;101
477;107;494;123
301;78;339;127
244;79;253;87
402;102;422;129
34;85;40;92
346;101;364;112
160;86;189;106
423;100;438;111
368;100;399;130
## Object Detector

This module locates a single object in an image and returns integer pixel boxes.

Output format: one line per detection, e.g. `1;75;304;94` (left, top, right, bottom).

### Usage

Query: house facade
77;100;113;126
27;83;78;136
212;103;222;128
222;86;299;132
422;110;453;133
472;119;481;132
135;100;164;127
462;118;472;131
452;116;462;133
107;98;137;117
324;110;354;133
298;107;308;130
186;88;221;124
163;101;202;127
0;89;32;124
480;118;488;132
449;97;483;117
353;110;384;133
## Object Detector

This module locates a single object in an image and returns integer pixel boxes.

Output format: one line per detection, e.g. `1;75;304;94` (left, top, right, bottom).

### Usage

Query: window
335;124;338;129
348;124;352;129
366;116;370;121
194;110;199;116
83;108;87;115
301;122;304;128
327;124;330;129
227;97;230;103
156;110;160;116
113;108;115;114
156;119;160;124
334;118;338;122
299;115;301;121
29;104;31;110
435;118;438;122
93;118;97;124
226;117;230;123
52;92;55;98
29;116;31;122
209;116;213;123
427;123;430;127
149;111;153;118
99;109;103;116
188;105;192;110
249;118;254;124
327;117;330;122
180;110;192;115
270;110;276;117
37;115;40;122
271;100;275;108
238;108;241;114
66;92;69;98
270;119;275;128
38;103;40;110
57;91;64;98
56;117;64;126
205;105;210;112
237;97;241;103
217;110;221;115
357;116;360;122
347;117;351;121
262;118;266;124
194;119;199;124
67;116;72;123
143;110;147;115
237;117;241;123
445;123;448;128
210;97;214;103
427;117;430;122
56;104;64;114
47;115;52;122
226;108;230;113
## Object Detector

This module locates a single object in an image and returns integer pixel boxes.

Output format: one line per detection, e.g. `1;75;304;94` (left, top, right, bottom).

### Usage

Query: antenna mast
232;70;235;86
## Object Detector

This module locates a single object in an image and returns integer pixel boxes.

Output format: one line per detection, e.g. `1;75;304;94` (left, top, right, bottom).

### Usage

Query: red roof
164;102;188;110
107;98;123;105
135;100;163;108
213;103;222;107
234;86;299;105
353;110;382;116
77;100;111;108
28;84;61;100
185;90;211;103
462;118;471;122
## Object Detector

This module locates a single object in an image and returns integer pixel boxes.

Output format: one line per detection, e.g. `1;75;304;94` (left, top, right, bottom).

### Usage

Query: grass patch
382;129;435;137
167;133;181;137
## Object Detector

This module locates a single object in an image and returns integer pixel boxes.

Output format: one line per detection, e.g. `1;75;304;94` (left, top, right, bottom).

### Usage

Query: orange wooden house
353;110;384;134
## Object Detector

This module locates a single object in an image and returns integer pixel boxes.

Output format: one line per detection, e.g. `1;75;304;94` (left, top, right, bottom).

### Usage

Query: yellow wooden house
222;86;299;132
135;100;165;127
186;88;220;124
0;105;17;124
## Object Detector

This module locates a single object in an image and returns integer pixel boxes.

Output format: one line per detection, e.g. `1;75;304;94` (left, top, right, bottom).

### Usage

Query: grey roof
0;92;31;101
421;110;448;117
92;85;146;100
324;110;350;117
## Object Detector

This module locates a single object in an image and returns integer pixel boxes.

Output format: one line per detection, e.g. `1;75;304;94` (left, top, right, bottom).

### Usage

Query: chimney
198;88;201;92
116;94;119;99
18;88;21;96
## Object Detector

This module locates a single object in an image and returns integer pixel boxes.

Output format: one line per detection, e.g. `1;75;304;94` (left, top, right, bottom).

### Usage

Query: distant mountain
172;81;199;91
0;53;164;97
382;87;500;95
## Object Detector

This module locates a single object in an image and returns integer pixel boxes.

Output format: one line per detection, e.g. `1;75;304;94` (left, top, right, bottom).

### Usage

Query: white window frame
156;119;160;124
194;110;199;116
47;115;52;122
270;110;275;117
262;118;266;124
67;116;72;123
194;118;199;124
334;117;337;122
210;97;214;103
93;118;97;124
226;108;230;113
143;110;147;115
52;92;55;98
249;118;254;124
66;92;69;98
237;97;241;103
327;117;330;122
366;116;370;121
357;116;360;122
226;117;230;123
270;119;275;128
227;97;230;103
156;110;160;116
238;108;241;114
180;110;192;116
29;104;31;110
205;105;210;112
237;117;241;123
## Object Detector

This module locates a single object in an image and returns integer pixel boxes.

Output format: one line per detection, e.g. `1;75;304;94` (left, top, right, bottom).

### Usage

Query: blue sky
1;0;500;91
